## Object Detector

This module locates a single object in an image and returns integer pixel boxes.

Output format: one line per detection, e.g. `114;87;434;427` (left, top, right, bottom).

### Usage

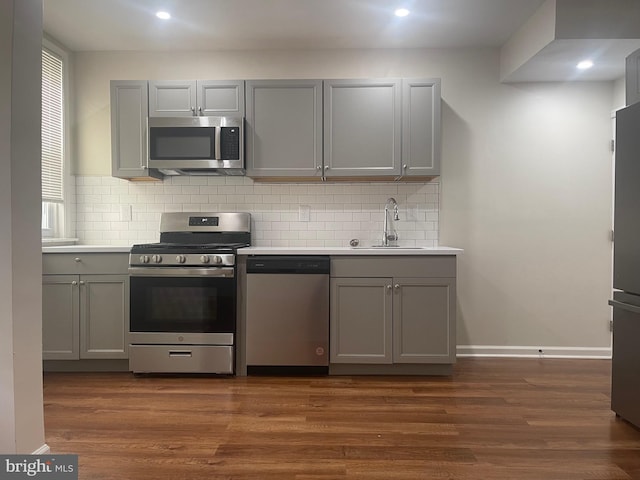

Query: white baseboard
457;345;612;359
31;444;50;455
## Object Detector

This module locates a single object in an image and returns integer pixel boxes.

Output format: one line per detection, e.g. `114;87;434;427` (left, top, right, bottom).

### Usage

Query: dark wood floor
43;358;640;480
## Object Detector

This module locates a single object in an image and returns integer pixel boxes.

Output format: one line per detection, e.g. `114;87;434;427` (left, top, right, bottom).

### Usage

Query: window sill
42;238;79;246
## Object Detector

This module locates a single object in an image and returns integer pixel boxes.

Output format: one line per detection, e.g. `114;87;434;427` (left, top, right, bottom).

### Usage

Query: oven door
129;267;236;345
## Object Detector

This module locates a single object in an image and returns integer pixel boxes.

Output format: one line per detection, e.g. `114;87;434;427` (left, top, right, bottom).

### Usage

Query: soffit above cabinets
43;0;640;82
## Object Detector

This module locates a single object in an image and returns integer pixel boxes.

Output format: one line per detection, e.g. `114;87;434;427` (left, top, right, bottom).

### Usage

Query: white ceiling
42;0;640;82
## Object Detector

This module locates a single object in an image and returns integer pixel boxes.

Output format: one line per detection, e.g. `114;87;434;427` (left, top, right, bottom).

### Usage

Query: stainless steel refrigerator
610;100;640;429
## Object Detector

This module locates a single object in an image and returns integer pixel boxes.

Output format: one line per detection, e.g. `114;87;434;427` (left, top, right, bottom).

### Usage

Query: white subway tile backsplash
72;176;440;247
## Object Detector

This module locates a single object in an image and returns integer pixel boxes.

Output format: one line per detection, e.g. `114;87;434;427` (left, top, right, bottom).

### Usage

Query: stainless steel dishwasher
246;256;330;373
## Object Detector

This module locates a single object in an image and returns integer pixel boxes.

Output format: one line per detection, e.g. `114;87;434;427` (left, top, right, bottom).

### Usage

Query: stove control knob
139;255;150;264
212;255;223;264
200;255;210;264
176;255;186;264
152;255;162;264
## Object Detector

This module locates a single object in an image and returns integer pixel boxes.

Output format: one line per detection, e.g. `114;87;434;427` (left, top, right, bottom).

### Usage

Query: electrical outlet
407;204;418;221
119;204;132;222
299;205;310;222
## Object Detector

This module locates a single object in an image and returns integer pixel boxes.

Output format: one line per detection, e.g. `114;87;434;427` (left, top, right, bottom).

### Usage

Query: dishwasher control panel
246;256;330;274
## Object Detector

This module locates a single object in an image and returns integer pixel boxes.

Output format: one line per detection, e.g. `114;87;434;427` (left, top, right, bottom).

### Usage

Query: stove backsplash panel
74;176;439;247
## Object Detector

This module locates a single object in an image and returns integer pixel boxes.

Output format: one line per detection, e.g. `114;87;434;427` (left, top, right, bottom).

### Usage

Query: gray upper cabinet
149;80;244;117
324;79;402;177
626;49;640;107
401;79;441;177
199;80;245;116
110;80;160;180
246;80;323;178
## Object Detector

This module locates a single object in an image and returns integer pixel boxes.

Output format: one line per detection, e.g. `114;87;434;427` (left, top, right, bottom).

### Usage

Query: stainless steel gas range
128;212;250;374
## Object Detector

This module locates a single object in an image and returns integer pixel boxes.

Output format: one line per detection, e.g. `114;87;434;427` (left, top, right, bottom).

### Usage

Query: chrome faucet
382;197;399;246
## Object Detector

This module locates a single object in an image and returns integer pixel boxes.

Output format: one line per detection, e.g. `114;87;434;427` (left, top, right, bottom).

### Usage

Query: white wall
71;47;615;354
0;0;46;454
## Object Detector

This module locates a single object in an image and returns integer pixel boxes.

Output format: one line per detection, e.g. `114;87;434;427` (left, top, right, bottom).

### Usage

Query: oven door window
149;126;216;160
130;276;235;333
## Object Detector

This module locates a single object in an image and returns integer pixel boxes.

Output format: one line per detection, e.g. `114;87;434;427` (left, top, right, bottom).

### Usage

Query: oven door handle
128;267;235;278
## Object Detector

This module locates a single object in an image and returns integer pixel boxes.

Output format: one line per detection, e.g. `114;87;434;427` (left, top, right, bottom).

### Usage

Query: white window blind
42;48;64;202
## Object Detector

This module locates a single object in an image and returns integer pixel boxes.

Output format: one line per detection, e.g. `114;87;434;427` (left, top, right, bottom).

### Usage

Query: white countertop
237;246;462;256
42;245;462;255
42;245;132;253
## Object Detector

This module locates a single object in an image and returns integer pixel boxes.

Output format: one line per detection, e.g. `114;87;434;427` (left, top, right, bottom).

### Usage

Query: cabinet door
148;80;197;117
42;275;80;360
626;48;640;106
246;80;323;178
324;79;401;177
402;79;441;176
198;80;245;116
611;297;640;428
79;275;129;359
392;278;455;364
330;277;393;364
110;81;160;179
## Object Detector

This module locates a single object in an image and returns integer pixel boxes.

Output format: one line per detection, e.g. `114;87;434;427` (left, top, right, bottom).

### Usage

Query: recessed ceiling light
577;60;594;70
156;11;171;20
394;8;410;17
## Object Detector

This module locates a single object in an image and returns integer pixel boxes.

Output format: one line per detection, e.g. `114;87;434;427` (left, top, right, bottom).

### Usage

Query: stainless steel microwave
148;116;244;175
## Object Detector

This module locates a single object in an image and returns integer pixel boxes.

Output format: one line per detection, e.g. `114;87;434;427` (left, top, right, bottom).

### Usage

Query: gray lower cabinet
42;254;130;361
330;256;456;368
392;277;454;363
245;79;323;178
42;275;79;360
324;78;402;177
148;80;245;117
110;80;161;180
330;277;393;363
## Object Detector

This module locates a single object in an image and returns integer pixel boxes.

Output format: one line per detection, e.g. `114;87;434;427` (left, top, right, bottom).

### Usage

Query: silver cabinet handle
403;164;407;170
191;107;196;115
74;257;81;262
71;281;78;286
394;284;400;290
198;107;203;115
324;165;329;170
79;280;85;285
316;165;322;171
386;285;392;290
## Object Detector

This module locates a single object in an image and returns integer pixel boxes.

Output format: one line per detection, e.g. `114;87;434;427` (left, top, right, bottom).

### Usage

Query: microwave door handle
214;126;221;160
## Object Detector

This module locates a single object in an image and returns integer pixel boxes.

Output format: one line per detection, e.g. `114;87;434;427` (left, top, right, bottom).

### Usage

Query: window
41;45;65;238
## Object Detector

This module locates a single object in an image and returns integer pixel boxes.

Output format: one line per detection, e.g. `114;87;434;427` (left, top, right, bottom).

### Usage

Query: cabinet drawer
129;345;233;374
331;256;456;278
43;253;129;275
